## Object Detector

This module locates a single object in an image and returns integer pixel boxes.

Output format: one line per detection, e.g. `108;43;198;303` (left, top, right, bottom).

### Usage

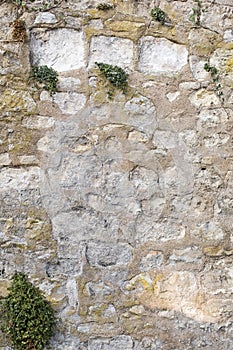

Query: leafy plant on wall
30;65;58;95
204;62;224;104
151;6;167;25
95;62;128;99
0;272;56;350
189;0;202;26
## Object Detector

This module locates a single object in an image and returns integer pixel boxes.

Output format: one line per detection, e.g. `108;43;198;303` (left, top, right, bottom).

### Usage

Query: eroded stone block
30;29;86;72
89;36;134;70
34;12;57;24
53;92;86;115
86;242;133;267
138;37;188;74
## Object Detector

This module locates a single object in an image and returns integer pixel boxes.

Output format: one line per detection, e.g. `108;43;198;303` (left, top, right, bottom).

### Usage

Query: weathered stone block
0;167;40;191
189;56;210;82
34;12;57;24
53;92;86;115
140;251;164;272
189;89;220;108
22;116;55;129
86;242;133;267
138;37;188;74
89;36;134;70
58;77;81;91
30;29;86;72
0;153;11;166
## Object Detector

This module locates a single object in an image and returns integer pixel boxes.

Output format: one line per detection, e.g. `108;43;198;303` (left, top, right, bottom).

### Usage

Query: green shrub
0;272;56;350
31;65;58;95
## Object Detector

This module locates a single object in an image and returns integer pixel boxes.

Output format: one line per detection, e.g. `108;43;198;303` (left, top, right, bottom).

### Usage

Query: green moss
0;272;56;350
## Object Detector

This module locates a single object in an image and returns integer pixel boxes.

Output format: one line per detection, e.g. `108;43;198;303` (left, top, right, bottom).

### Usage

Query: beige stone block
0;153;11;166
22;116;55;129
189;89;220;108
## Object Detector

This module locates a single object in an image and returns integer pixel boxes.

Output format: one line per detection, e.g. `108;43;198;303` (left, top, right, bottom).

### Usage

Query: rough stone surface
53;92;87;115
138;37;188;74
34;12;57;24
1;0;233;349
89;36;134;70
30;29;86;72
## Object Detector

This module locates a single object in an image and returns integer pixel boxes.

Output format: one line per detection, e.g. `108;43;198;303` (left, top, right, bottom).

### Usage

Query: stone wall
0;0;233;349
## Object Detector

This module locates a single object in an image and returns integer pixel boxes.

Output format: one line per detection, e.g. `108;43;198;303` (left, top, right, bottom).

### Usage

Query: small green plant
204;63;218;80
95;62;128;98
97;3;114;11
0;272;56;350
189;0;202;26
31;65;58;95
204;62;224;104
14;0;23;5
151;7;166;25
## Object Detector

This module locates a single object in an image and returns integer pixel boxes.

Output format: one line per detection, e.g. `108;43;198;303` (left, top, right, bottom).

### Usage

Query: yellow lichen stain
204;245;233;257
86;8;114;20
217;42;233;51
0;279;11;298
226;58;233;74
88;303;117;323
123;298;139;308
125;273;153;293
140;275;152;291
203;246;224;257
152;273;163;293
23;208;56;250
105;20;145;39
0;89;36;115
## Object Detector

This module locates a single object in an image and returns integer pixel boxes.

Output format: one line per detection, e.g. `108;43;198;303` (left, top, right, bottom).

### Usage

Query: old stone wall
0;0;233;349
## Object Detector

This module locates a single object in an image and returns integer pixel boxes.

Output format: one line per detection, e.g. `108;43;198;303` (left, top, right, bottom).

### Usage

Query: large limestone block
0;167;40;191
88;35;134;70
138;36;188;75
30;29;85;72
